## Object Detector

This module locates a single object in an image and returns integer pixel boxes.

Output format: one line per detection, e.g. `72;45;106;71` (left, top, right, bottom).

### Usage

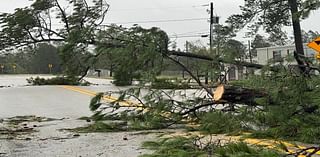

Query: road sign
0;65;4;73
48;64;53;73
307;37;320;60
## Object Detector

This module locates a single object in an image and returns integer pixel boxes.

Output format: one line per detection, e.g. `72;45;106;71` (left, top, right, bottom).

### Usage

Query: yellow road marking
61;85;96;96
60;85;319;156
60;85;143;108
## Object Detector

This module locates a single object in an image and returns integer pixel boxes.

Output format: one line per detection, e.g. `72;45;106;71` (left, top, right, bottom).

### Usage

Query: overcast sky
1;0;320;49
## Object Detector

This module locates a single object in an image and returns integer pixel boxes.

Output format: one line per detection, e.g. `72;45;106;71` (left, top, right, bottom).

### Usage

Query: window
228;66;236;81
273;50;282;62
238;66;243;80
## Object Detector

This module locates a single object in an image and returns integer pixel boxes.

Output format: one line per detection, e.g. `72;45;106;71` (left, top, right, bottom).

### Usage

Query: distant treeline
0;43;62;74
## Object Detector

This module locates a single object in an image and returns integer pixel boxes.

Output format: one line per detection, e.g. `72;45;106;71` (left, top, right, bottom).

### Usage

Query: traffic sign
307;37;320;60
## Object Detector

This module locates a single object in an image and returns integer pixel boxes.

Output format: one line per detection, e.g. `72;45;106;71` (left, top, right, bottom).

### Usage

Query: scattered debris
0;115;66;140
0;85;11;88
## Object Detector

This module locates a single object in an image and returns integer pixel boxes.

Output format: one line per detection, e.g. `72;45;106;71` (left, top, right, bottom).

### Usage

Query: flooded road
0;75;155;157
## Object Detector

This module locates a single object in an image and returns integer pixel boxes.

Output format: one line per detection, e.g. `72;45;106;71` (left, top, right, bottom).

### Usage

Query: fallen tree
213;84;267;106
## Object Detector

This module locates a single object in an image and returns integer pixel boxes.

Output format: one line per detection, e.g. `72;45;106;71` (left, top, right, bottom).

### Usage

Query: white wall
256;44;316;65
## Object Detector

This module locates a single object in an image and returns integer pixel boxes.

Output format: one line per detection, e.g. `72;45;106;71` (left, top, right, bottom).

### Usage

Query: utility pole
205;2;214;85
183;41;189;79
209;2;213;54
248;40;252;63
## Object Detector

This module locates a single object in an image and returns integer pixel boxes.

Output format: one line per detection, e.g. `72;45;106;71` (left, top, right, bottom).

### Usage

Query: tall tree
227;0;320;73
251;34;271;57
221;39;246;62
0;0;170;81
0;0;110;78
31;43;61;74
211;24;236;56
94;25;169;85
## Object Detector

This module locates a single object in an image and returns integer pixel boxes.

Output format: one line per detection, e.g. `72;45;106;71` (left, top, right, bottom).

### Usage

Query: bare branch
96;0;110;26
163;53;213;96
54;0;70;33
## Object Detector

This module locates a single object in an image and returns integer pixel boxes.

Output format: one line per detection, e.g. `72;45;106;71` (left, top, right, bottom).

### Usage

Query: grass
67;121;127;133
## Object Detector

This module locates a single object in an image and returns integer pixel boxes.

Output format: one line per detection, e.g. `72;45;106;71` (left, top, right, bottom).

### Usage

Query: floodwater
0;75;156;157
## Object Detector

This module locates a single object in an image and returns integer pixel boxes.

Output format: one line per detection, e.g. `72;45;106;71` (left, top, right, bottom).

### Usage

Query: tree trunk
78;66;90;81
213;84;266;106
205;71;209;84
288;0;306;73
110;64;114;77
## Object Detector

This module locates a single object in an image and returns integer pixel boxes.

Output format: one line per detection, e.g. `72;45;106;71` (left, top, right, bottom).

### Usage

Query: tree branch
54;0;70;33
168;50;264;69
163;53;213;96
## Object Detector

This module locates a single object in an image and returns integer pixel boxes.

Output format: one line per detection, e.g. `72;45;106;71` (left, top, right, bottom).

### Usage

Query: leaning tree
226;0;320;74
0;0;112;78
0;0;170;82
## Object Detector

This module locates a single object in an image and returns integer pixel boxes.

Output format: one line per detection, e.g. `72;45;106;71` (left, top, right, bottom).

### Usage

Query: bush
27;76;90;86
151;78;190;89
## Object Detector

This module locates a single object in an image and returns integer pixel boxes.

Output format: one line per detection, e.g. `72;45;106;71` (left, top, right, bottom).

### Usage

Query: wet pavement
0;75;155;157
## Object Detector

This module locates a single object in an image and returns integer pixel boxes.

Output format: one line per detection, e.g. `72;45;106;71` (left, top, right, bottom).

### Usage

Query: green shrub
151;78;190;89
27;76;90;86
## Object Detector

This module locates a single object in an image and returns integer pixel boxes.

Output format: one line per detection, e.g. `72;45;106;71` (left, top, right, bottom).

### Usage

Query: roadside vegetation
1;0;320;156
26;76;90;86
140;138;282;157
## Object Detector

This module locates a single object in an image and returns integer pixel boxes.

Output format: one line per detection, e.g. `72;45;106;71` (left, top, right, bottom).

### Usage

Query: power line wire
109;4;209;12
172;29;209;36
169;34;209;38
104;17;208;25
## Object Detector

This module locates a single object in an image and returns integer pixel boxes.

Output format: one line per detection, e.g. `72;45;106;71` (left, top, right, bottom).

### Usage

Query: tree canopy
227;0;320;74
0;0;171;82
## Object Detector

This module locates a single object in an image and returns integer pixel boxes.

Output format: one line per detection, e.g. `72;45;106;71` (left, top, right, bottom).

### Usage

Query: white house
225;44;318;81
255;44;316;65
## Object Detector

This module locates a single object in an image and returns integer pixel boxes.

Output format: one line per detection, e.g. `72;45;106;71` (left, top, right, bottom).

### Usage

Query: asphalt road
1;75;319;157
0;74;155;157
0;75;112;119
